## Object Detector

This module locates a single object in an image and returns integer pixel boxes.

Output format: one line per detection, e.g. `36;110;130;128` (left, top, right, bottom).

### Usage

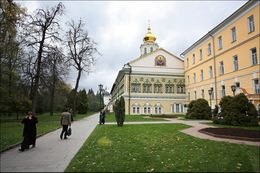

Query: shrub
185;99;211;120
215;93;258;126
113;96;125;126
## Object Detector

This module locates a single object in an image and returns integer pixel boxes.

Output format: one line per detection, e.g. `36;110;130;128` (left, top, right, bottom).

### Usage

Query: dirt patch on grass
199;128;260;142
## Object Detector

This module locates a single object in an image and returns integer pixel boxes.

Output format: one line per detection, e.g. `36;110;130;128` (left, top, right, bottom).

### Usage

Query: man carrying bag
60;108;72;140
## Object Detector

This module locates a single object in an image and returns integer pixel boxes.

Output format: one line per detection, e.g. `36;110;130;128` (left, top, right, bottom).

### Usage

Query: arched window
144;48;147;54
150;47;153;52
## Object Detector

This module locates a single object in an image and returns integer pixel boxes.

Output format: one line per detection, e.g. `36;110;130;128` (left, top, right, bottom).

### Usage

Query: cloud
17;1;246;93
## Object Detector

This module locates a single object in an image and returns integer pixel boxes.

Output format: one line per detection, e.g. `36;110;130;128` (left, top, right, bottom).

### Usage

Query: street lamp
98;84;103;110
124;63;132;115
231;85;236;96
208;88;213;110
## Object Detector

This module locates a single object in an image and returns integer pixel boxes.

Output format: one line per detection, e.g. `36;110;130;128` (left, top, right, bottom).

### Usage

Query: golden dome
143;24;156;43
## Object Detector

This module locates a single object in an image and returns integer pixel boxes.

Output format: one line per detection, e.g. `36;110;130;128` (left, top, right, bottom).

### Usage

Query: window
194;91;197;100
209;66;213;78
200;70;204;81
131;84;141;93
143;84;152;93
132;106;140;114
199;49;202;60
166;84;174;93
233;55;238;71
177;85;185;94
176;104;180;113
154;84;162;93
251;48;258;65
207;43;211;55
187;76;190;84
231;27;236;42
254;79;260;94
201;89;205;98
187;58;189;68
192;54;195;64
193;73;196;83
144;107;147;114
219;61;224;75
144;47;147;54
133;107;136;114
150;47;153;52
221;85;226;98
137;107;140;114
248;15;255;33
147;107;151;114
218;36;222;49
188;92;190;101
155;106;162;114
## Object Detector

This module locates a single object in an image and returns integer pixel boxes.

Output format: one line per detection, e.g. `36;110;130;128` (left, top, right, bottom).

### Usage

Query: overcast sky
18;0;246;93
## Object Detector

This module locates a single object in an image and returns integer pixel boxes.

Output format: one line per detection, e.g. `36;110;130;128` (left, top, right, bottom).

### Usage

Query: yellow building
181;1;260;110
110;25;186;115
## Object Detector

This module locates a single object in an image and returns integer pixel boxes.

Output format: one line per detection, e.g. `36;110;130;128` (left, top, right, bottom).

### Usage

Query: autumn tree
65;19;98;115
0;0;26;114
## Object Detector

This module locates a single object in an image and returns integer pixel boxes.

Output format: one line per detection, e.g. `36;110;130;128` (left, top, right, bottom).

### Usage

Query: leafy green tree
77;89;88;114
0;0;26;115
87;89;99;112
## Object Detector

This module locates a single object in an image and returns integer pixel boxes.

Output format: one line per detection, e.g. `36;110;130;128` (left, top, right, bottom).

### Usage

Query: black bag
67;127;72;136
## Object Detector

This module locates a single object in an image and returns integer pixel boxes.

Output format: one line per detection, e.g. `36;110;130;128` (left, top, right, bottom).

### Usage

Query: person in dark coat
60;108;72;140
102;110;106;124
19;111;38;152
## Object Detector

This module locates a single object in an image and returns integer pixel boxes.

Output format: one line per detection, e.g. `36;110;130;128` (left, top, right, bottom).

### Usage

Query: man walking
60;108;72;140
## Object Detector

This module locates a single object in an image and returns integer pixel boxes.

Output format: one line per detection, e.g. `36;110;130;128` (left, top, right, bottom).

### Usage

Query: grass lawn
0;112;95;151
203;122;260;131
66;124;260;172
105;113;168;122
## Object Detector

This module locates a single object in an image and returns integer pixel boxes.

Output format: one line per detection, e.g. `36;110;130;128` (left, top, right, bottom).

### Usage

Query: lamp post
208;88;213;112
231;85;236;96
98;84;103;110
124;63;132;115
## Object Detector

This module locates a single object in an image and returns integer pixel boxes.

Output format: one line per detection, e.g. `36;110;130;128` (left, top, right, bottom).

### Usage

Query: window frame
233;55;238;71
219;61;224;75
248;15;255;33
231;27;236;42
251;48;258;65
218;36;222;49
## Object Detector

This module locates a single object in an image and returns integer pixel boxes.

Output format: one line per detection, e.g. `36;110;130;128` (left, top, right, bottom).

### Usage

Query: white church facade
110;25;186;115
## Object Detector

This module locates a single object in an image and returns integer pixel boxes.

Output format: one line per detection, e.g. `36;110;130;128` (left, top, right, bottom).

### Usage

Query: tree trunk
50;58;57;116
31;29;46;115
72;68;82;117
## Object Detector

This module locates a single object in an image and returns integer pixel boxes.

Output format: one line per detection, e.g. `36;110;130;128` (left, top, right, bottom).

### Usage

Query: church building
110;25;186;115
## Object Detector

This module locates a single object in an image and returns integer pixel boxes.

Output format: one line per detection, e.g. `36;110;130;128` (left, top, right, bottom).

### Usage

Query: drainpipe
127;63;132;116
209;33;218;107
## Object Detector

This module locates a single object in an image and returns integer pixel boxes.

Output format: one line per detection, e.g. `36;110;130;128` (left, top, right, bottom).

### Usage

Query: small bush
185;99;211;120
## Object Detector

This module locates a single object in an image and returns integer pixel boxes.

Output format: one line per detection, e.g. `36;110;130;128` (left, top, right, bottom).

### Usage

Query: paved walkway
0;113;99;172
1;115;259;172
